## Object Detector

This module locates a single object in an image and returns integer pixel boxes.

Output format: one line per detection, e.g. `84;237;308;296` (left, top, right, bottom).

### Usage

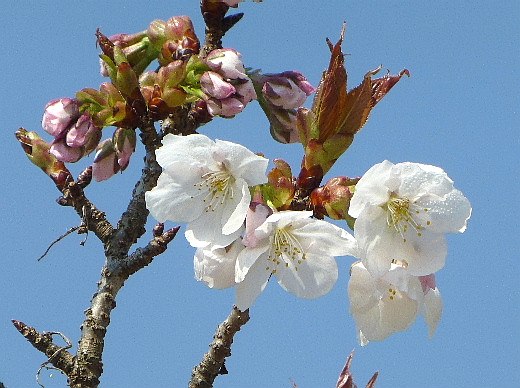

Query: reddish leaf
365;371;379;388
336;352;357;388
371;69;410;105
311;24;348;143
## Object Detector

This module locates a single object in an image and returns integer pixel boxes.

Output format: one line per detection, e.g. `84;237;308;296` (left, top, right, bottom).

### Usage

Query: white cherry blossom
145;134;268;248
235;210;357;311
349;160;471;276
194;240;244;289
348;261;442;345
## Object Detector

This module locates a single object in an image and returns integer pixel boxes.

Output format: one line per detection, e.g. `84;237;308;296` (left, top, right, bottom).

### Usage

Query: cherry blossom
235;210;357;311
145;134;268;248
348;261;442;345
349;160;471;276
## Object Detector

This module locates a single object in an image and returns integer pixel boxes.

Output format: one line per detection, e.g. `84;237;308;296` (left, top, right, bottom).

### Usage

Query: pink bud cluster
42;98;101;163
201;49;257;117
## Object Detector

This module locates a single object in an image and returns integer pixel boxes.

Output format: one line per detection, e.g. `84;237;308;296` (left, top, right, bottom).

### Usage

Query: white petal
156;134;215;169
235;258;271;311
220;178;250;235
215;139;269;186
194;242;242;289
348;160;394;218
391;162;452;198
423;287;443;337
145;173;206;223
235;243;270;282
276;253;338;299
186;217;243;248
416;189;472;233
348;262;380;313
293;219;358;257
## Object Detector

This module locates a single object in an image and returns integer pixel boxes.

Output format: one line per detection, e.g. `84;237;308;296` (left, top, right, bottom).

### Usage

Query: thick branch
189;307;250;388
109;118;162;255
12;320;75;376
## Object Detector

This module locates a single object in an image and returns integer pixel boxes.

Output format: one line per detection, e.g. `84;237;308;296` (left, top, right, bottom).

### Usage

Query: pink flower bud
200;71;236;99
206;97;244;117
206;49;247;80
50;139;83;163
92;139;118;182
258;71;315;109
113;127;136;170
42;98;80;137
235;79;257;104
66;114;100;148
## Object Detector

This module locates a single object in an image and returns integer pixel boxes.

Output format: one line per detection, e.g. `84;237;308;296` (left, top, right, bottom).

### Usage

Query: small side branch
59;181;114;245
189;306;250;388
12;320;75;377
123;226;180;276
199;0;242;58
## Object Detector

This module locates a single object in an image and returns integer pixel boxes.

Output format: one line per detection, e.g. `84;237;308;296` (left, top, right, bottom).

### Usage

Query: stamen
384;194;431;241
268;226;305;272
193;167;235;212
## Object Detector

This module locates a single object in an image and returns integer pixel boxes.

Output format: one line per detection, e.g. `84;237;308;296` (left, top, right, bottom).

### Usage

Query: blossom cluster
346;160;471;344
145;134;358;311
145;136;471;344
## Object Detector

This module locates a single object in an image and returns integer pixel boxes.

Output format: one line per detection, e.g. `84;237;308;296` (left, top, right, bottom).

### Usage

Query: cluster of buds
99;30;159;77
147;16;200;65
200;49;257;117
139;60;193;120
251;70;315;143
77;82;139;129
42;98;101;163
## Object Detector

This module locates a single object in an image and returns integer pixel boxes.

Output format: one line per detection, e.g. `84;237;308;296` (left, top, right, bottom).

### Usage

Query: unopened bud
42;98;80;137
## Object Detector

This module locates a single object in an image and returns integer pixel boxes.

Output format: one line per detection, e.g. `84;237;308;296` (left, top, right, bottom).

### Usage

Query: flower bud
148;16;200;65
261;159;295;209
113;127;136;170
205;48;247;80
42;98;80;137
200;71;236;99
50;140;83;163
92;139;118;182
259;71;314;109
310;176;356;222
16;128;72;190
66;114;101;150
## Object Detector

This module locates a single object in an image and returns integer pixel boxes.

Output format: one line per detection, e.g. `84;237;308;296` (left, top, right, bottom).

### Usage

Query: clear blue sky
2;1;519;387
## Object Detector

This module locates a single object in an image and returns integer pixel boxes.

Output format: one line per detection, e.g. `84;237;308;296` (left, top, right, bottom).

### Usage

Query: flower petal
221;178;250;235
423;287;443;337
235;258;271;311
145;172;206;223
276;253;338;299
348;160;394;217
235;243;270;283
156;134;215;170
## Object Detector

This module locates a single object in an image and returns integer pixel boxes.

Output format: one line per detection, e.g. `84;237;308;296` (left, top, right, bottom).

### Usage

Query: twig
38;226;81;261
189;306;250;388
36;331;72;388
12;321;75;379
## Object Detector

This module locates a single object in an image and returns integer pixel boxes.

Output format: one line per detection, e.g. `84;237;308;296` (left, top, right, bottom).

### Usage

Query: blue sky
1;1;519;387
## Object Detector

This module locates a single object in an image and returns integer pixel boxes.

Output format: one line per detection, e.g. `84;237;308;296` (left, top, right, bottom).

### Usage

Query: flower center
194;167;235;212
384;194;431;242
266;227;306;274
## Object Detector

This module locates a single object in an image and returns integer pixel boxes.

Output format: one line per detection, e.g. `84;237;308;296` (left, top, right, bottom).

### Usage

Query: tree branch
189;307;250;388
